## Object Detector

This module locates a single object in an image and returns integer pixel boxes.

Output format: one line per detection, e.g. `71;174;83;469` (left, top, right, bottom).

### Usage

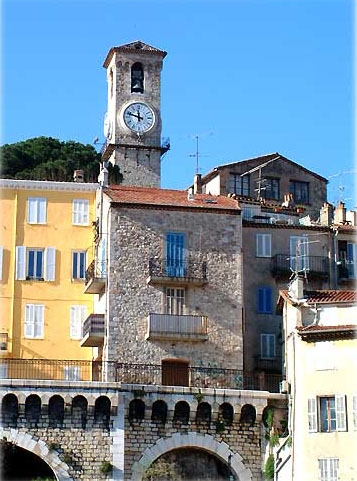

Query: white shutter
308;398;317;432
28;198;36;223
16;246;26;280
25;304;35;338
64;365;80;381
256;234;271;257
45;247;56;281
353;396;357;430
35;305;44;338
25;304;44;338
335;394;346;431
0;246;3;281
256;234;264;256
264;234;272;257
70;306;87;339
72;199;89;225
38;198;47;223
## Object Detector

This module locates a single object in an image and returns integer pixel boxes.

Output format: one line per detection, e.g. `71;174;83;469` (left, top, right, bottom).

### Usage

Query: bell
131;79;143;93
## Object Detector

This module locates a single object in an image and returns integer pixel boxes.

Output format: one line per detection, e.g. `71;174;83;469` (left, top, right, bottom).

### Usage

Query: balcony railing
148;258;207;286
146;313;208;341
84;260;106;294
0;359;283;392
254;356;282;374
271;254;329;278
80;314;105;347
101;136;170;160
338;259;355;281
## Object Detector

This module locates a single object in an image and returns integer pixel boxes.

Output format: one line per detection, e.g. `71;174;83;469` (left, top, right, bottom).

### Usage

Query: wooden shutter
0;246;3;281
308;398;317;432
38;198;47;223
27;198;36;223
70;306;87;339
256;234;264;257
34;305;44;338
264;234;272;257
335;394;346;431
45;247;56;281
16;246;26;280
25;304;35;338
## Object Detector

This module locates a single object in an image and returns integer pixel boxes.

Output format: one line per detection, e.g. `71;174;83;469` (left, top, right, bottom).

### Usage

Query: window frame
319;396;337;432
165;287;185;315
257;287;273;314
72;199;89;226
289;180;310;204
63;365;81;381
260;334;276;359
70;305;87;340
229;173;250;197
27;197;47;224
24;304;45;339
27;248;45;281
256;233;272;258
262;177;280;200
318;458;339;481
72;250;87;280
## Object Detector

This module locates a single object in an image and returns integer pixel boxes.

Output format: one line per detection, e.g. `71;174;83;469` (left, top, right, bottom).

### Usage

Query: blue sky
1;0;355;208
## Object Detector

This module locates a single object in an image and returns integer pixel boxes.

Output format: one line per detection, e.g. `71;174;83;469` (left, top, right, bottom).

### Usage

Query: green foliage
133;389;146;398
193;390;204;403
100;461;113;475
215;420;225;433
48;442;59;451
263;454;275;480
263;406;274;430
62;453;72;465
269;433;280;448
286;435;292;447
143;459;177;480
0;136;122;183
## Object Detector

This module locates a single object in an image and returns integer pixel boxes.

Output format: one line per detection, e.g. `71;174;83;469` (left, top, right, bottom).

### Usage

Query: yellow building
277;278;357;480
0;178;97;379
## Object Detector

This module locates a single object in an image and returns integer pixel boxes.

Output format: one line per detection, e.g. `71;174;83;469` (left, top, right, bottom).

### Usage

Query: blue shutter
265;288;272;313
258;288;264;313
36;250;43;278
166;233;185;277
72;252;78;279
347;243;355;278
79;252;85;279
258;287;272;313
28;250;35;278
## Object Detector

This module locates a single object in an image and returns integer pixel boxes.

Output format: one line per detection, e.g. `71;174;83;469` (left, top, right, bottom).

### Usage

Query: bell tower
102;41;169;187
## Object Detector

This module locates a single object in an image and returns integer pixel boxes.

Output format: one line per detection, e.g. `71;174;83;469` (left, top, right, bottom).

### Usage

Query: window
15;247;56;281
262;178;280;200
318;458;339;481
229;174;250;197
256;234;271;257
308;395;346;433
257;287;273;314
0;362;8;379
24;304;44;339
346;243;356;278
166;288;185;315
72;199;89;226
72;251;86;280
166;233;185;277
28;198;47;224
289;180;309;204
131;62;144;93
290;236;309;271
260;334;276;358
63;366;80;381
70;306;87;339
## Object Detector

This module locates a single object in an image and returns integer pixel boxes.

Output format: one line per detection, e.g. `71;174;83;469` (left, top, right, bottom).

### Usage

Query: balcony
146;313;208;342
147;258;207;286
254;356;282;374
101;136;170;161
84;260;106;294
271;254;329;278
337;260;355;282
80;314;105;347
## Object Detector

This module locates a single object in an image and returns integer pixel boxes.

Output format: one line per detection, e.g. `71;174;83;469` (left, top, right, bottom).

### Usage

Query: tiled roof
104;185;240;213
297;324;357;341
243;221;329;231
297;324;356;332
103;41;167;67
279;289;357;306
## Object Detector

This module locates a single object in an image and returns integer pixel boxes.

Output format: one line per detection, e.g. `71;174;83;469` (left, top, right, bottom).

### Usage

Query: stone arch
130;432;253;481
72;395;88;429
0;427;74;481
94;396;111;429
25;394;42;426
2;393;19;427
173;400;190;424
219;402;234;425
240;404;256;425
48;395;65;428
151;400;167;424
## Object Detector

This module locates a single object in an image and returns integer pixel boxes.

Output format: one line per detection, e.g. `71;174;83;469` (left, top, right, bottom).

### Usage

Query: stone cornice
0;178;98;192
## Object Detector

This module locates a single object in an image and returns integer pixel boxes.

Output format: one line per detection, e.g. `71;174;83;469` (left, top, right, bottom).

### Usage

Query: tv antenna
328;170;356;204
188;135;208;174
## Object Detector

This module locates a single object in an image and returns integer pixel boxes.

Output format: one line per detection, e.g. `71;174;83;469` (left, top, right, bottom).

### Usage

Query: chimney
98;164;109;188
288;276;304;301
334;201;346;225
319;202;333;226
193;173;202;194
74;170;84;183
187;187;194;201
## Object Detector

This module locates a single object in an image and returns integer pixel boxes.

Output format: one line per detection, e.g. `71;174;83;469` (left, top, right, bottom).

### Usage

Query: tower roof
103;41;167;68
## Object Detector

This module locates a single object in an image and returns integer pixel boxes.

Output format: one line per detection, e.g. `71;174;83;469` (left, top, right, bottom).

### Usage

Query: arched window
151;400;167;424
94;396;111;429
129;399;145;422
240;404;256;425
25;395;41;426
173;401;190;424
2;394;19;428
196;402;211;424
131;63;144;93
48;395;64;428
219;402;234;425
72;395;88;429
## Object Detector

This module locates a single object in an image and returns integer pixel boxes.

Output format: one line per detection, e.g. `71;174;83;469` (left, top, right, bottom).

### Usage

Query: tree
0;136;122;183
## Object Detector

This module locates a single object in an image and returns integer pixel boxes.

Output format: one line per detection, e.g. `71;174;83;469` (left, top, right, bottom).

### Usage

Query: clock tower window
131;62;144;93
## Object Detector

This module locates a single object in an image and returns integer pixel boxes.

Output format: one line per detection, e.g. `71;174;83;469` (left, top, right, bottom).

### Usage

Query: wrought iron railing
0;359;283;393
82;314;105;338
271;254;329;277
149;258;207;281
85;260;106;284
147;313;207;338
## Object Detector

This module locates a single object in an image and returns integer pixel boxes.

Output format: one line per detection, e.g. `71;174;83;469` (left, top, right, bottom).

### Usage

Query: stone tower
102;41;169;187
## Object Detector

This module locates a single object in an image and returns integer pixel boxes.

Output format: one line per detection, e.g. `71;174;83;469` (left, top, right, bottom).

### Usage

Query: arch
72;395;88;429
151;400;167;424
219;402;234;425
173;400;190;424
129;399;145;422
240;404;256;425
25;394;41;426
130;432;253;481
0;426;74;481
94;396;111;429
2;393;19;428
196;402;211;424
49;395;65;428
131;62;144;93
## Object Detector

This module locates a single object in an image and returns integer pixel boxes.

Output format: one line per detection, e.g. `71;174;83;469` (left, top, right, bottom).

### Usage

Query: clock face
123;102;155;133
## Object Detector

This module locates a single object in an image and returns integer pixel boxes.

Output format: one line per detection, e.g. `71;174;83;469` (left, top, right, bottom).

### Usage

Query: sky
1;0;355;208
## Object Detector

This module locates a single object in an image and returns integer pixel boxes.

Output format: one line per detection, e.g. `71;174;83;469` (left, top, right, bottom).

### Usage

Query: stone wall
106;207;243;371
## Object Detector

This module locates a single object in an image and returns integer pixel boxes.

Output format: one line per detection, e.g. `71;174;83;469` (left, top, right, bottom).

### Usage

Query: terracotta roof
103;41;167;67
243;221;330;231
297;324;356;332
104;185;241;213
297;324;357;341
200;152;328;184
278;289;357;306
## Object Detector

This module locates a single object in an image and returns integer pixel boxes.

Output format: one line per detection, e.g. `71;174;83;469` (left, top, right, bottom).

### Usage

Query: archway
0;427;73;481
130;432;252;481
